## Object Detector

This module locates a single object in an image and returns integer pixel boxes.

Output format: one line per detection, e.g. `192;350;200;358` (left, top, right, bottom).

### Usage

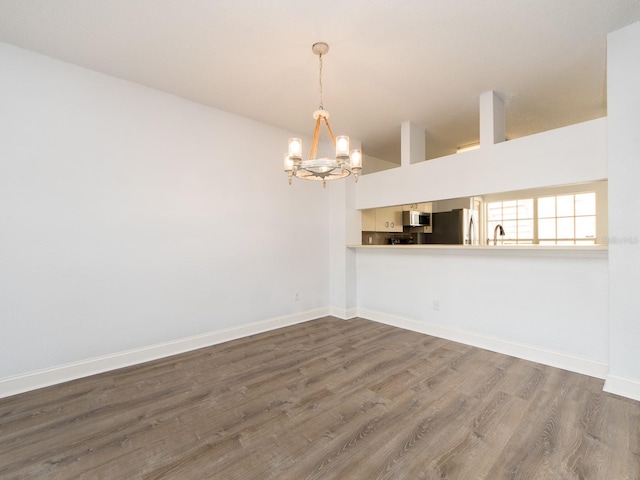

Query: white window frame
483;183;605;245
536;193;597;245
486;199;535;244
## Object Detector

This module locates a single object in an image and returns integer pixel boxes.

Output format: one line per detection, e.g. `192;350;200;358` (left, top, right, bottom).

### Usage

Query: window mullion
533;197;539;244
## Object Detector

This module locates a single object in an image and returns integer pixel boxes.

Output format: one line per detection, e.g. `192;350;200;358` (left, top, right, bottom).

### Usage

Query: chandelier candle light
284;42;362;188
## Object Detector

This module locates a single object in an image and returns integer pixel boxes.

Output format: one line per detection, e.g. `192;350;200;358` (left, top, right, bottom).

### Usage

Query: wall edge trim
603;374;640;401
329;307;358;320
0;308;329;399
358;308;609;381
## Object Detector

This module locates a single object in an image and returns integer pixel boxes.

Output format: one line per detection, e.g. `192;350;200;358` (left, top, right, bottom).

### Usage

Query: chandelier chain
318;53;324;110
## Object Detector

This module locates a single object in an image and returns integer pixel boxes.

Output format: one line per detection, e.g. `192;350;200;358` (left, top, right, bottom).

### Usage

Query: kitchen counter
348;244;607;258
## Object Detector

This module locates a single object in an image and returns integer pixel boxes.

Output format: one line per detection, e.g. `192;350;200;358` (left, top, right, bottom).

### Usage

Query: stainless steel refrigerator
421;208;479;245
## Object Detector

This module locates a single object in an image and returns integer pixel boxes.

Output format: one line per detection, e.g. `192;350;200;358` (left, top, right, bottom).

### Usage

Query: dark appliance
422;208;479;245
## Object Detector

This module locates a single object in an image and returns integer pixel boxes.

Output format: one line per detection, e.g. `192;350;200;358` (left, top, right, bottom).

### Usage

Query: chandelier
284;42;362;188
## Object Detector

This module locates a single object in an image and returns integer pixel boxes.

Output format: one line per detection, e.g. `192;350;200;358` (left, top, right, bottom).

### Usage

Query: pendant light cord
318;53;324;110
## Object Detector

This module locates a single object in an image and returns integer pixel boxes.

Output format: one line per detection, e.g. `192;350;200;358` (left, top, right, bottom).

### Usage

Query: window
538;193;596;245
487;192;596;245
487;199;534;244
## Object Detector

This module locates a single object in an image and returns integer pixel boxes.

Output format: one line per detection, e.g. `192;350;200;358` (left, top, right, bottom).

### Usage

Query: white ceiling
1;0;640;165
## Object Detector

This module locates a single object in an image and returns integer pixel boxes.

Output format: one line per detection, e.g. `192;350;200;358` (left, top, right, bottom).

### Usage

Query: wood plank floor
1;317;638;479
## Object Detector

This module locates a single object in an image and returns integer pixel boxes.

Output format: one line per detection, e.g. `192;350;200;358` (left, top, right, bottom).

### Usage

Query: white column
605;20;640;401
401;121;426;167
479;90;505;147
329;140;361;319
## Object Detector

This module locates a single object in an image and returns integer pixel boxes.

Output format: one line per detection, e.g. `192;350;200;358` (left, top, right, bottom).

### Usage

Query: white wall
0;43;331;381
356;118;607;209
606;21;640;399
357;248;609;376
328;179;360;319
352;87;611;382
362;154;399;175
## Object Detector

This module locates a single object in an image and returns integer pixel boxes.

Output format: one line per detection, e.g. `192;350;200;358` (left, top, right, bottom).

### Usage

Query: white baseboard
329;307;358;320
4;307;622;401
604;374;640;401
0;308;329;399
358;308;609;380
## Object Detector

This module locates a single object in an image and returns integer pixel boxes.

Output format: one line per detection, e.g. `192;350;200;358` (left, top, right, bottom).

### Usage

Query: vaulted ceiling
1;1;639;166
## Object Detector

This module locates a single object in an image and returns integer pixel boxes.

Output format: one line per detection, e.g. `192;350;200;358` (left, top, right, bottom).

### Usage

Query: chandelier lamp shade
284;42;362;188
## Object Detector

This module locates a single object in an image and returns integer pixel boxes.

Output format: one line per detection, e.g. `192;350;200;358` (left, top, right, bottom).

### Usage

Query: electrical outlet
433;300;440;311
294;292;300;301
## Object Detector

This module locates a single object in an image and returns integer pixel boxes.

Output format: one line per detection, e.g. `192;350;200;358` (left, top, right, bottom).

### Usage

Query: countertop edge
347;244;608;258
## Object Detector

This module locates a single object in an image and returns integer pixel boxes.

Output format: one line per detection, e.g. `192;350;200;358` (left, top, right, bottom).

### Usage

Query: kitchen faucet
493;224;505;245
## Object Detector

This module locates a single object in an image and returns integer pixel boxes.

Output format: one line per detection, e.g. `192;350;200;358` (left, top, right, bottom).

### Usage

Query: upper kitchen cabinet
402;202;433;213
362;209;377;231
375;206;403;232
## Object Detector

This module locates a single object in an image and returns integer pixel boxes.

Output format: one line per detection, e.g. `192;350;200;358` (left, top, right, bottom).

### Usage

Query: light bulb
336;136;349;157
350;149;362;169
288;138;302;159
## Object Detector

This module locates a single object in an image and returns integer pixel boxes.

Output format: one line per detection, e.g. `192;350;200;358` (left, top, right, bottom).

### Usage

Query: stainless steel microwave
403;210;431;227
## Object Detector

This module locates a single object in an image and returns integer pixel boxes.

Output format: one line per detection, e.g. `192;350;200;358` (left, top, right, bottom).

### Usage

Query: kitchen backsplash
362;231;418;245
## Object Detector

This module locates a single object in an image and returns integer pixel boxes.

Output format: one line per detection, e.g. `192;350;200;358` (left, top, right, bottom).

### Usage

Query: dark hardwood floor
0;317;638;479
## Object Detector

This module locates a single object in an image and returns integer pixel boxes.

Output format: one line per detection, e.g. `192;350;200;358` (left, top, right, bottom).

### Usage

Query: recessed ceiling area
1;1;639;170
